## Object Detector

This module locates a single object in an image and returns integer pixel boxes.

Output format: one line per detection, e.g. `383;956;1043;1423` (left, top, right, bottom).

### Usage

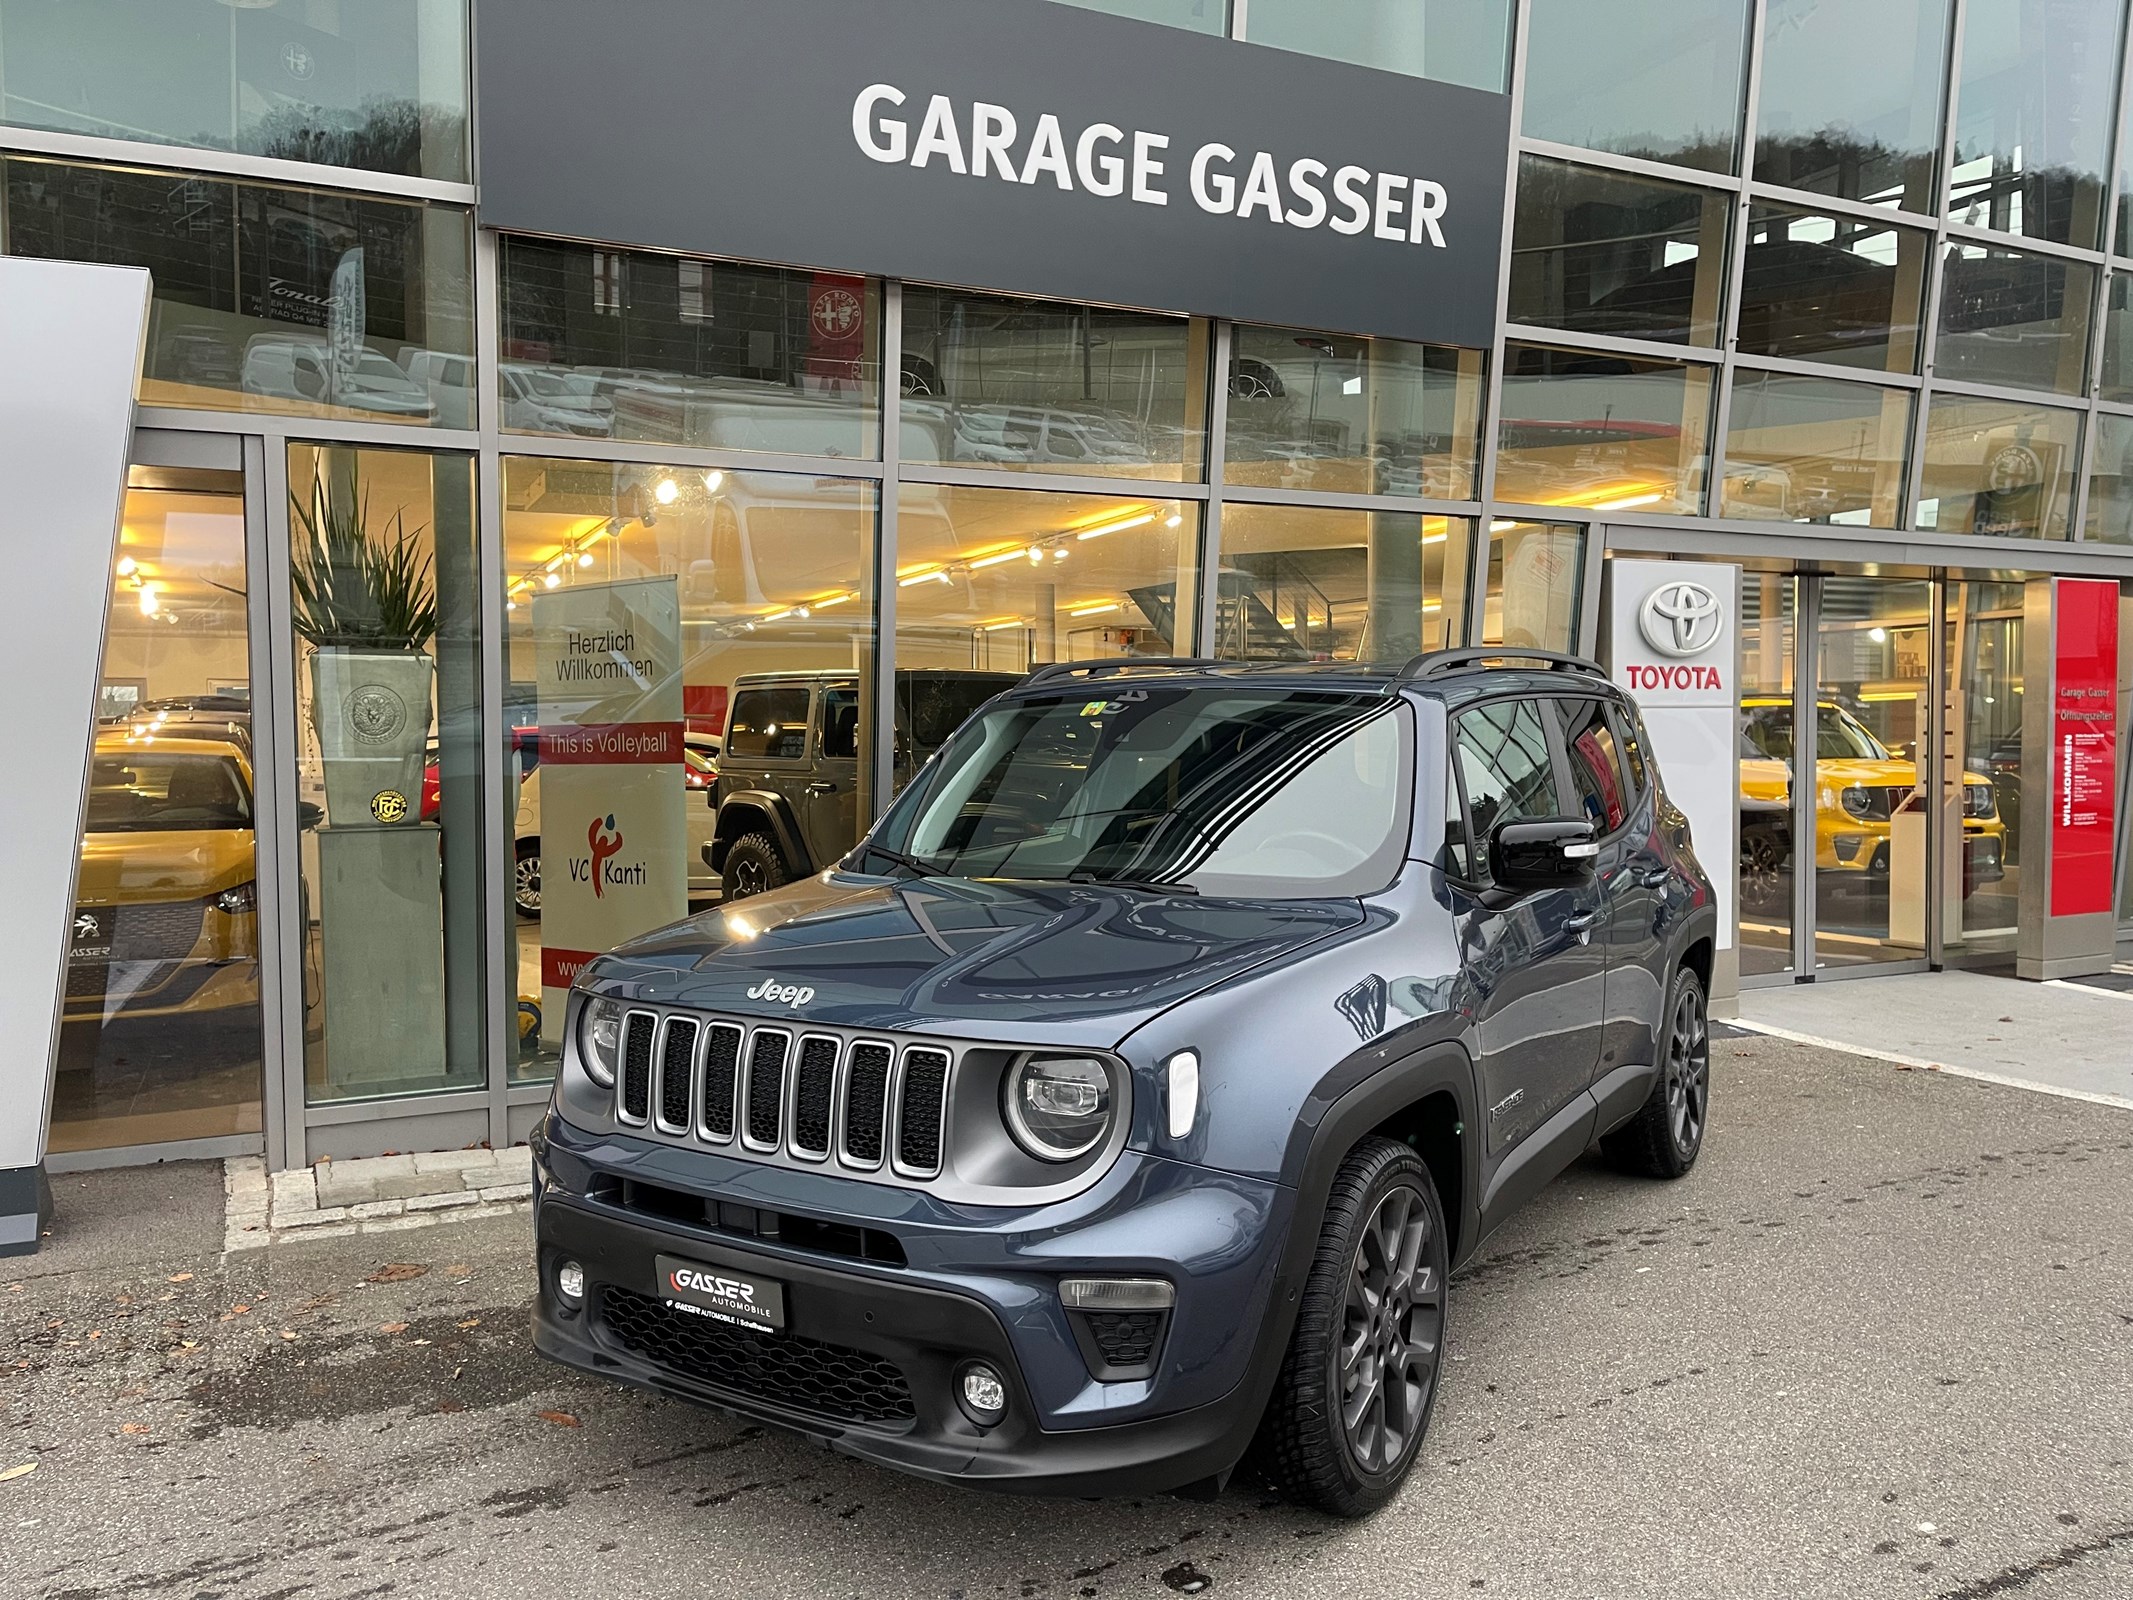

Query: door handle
1565;909;1604;933
806;781;837;795
1636;866;1672;888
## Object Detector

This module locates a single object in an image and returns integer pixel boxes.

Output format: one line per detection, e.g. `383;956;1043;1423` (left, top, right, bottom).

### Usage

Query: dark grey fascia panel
474;0;1512;348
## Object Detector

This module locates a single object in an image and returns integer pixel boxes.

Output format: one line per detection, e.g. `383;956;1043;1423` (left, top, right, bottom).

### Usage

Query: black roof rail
1023;657;1220;686
1396;648;1608;682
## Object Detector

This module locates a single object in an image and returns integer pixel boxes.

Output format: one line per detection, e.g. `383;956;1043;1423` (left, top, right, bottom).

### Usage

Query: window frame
1446;692;1570;888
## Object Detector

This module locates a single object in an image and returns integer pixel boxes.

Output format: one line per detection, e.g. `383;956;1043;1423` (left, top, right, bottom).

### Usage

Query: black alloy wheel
1338;1183;1445;1476
1257;1137;1450;1518
513;840;541;919
1601;965;1711;1179
720;832;788;903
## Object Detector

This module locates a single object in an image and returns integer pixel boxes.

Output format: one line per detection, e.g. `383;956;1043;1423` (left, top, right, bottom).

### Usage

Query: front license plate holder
654;1253;787;1334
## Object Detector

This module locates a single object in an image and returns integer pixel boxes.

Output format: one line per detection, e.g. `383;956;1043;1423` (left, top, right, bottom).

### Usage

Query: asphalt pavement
5;1033;2131;1600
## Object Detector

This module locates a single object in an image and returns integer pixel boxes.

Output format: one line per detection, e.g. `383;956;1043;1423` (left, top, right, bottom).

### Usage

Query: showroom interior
4;0;2130;1173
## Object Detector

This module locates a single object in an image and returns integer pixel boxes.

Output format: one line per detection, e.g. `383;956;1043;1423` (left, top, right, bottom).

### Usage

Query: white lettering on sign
851;82;1452;247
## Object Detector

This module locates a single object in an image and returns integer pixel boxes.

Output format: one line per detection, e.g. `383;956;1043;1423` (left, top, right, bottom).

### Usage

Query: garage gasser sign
533;577;685;1046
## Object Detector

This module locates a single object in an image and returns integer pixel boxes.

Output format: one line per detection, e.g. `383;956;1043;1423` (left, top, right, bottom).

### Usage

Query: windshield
869;686;1413;897
86;752;251;832
898;674;1019;752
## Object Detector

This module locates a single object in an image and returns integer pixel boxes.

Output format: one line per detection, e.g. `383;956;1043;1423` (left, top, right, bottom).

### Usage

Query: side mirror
296;800;324;832
1489;817;1599;889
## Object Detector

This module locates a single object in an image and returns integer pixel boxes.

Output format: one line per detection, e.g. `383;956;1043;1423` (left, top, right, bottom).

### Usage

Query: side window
1608;702;1650;798
1452;699;1557;851
820;686;861;760
726;687;811;761
1558;698;1631;833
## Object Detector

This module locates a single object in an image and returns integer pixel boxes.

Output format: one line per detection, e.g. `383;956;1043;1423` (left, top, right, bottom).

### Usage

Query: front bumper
530;1114;1294;1497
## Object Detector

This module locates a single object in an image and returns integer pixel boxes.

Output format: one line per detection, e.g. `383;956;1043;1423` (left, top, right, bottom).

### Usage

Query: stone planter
309;647;434;827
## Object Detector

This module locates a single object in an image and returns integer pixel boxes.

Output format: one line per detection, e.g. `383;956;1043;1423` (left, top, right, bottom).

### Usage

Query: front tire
1601;965;1710;1178
721;832;790;902
513;838;541;920
1258;1137;1449;1518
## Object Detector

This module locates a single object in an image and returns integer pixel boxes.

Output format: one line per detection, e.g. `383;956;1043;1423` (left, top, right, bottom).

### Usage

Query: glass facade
10;0;2133;1159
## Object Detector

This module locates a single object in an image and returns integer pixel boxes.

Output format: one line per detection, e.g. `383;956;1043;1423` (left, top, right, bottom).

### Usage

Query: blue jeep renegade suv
531;650;1719;1517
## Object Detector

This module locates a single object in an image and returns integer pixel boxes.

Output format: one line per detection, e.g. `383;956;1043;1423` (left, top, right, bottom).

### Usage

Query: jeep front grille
615;1008;955;1183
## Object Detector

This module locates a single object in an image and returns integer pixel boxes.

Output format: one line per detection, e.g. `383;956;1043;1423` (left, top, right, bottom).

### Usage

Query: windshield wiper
1056;869;1199;896
857;843;938;878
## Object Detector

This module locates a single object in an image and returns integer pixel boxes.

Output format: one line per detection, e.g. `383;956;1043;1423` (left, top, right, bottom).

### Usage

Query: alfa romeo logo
811;286;862;341
1639;580;1723;659
345;685;408;746
282;42;314;81
1988;444;2041;493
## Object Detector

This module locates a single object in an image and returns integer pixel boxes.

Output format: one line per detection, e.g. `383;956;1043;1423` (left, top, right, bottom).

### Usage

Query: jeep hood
581;871;1368;1046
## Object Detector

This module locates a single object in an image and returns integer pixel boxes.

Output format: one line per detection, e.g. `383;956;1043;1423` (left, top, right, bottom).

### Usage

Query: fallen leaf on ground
0;1463;35;1483
366;1264;428;1284
166;1273;193;1284
279;1330;297;1341
85;1331;102;1341
219;1305;251;1321
119;1424;150;1436
457;1319;480;1330
442;1264;470;1276
378;1322;409;1335
536;1410;582;1428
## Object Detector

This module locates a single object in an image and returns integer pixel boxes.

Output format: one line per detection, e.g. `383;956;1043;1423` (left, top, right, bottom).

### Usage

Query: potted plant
291;465;438;827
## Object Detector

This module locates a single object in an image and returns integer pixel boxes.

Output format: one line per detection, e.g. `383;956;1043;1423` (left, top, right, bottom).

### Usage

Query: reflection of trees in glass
250;98;467;186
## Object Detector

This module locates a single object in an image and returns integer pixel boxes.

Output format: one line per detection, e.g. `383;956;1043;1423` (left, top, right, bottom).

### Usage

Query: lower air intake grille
897;1048;950;1173
791;1036;838;1156
745;1031;789;1147
842;1043;892;1165
620;1013;656;1122
1087;1309;1165;1371
657;1019;697;1130
699;1022;742;1140
599;1286;914;1424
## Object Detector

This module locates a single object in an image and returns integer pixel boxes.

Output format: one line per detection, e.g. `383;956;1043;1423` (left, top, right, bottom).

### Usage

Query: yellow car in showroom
1738;697;2005;891
67;733;259;1024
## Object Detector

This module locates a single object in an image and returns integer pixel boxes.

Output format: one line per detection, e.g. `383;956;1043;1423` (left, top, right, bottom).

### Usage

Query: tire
513;838;541;920
1601;964;1711;1179
1257;1137;1450;1518
721;832;790;902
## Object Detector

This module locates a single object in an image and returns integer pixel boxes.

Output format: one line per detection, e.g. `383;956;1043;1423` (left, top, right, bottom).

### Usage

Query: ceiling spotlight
136;582;159;617
654;477;679;505
1164;514;1182;528
1052;548;1068;561
578;551;594;567
115;555;138;578
544;572;561;589
703;469;725;493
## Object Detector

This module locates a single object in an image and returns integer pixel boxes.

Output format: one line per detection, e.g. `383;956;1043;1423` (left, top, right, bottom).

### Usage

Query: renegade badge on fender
531;651;1718;1516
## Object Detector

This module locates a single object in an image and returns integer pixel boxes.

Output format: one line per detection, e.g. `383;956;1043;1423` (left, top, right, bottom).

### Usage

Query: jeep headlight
1003;1054;1113;1162
576;994;625;1088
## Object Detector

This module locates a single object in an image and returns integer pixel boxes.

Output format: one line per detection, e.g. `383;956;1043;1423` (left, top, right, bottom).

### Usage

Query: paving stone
347;1199;406;1220
361;1215;437;1233
316;1168;436;1207
491;1146;534;1177
469;1179;534;1202
269;1170;317;1211
405;1190;481;1212
411;1150;495;1175
276;1206;352;1229
462;1201;533;1222
287;1223;357;1240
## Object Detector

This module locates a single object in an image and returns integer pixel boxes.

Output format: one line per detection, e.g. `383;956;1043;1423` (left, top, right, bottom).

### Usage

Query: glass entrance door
1810;577;1935;970
50;462;266;1153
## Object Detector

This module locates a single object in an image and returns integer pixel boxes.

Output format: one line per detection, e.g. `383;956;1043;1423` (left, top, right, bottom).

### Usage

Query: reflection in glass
1048;0;1226;30
1736;205;1928;373
1223;326;1483;498
290;445;483;1103
499;237;878;458
2082;413;2133;543
1935;243;2094;395
1753;0;1949;212
1736;575;1797;978
1509;157;1731;347
1521;0;1752;173
1942;581;2024;954
2;156;474;426
1915;394;2079;539
2098;274;2133;404
899;286;1206;481
1811;578;1934;968
1720;373;1911;526
1481;522;1584;651
503;459;877;1079
51;475;263;1154
0;0;469;181
1948;0;2122;249
894;483;1194;686
1214;505;1471;662
1494;344;1714;514
1244;0;1513;91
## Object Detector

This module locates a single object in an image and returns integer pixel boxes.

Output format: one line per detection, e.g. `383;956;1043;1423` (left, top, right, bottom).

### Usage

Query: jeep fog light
1165;1050;1199;1139
555;1260;586;1305
958;1362;1008;1425
576;995;624;1087
1003;1054;1113;1161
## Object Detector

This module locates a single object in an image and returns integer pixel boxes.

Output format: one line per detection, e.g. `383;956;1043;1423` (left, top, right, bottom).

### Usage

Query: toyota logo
1639;580;1723;658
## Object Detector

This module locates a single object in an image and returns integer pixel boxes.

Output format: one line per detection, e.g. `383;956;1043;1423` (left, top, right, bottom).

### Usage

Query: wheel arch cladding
714;793;808;872
1366;1089;1466;1265
1679;932;1712;994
